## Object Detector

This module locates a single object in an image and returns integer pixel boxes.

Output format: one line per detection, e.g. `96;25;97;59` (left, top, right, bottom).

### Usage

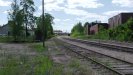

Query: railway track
63;37;133;53
55;38;133;75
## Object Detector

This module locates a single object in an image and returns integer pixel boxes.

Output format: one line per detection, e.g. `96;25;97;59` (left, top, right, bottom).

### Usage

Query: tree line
8;0;54;42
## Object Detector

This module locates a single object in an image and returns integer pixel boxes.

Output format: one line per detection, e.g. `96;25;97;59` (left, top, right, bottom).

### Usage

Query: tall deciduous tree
44;13;54;39
20;0;35;37
35;13;54;41
8;0;24;41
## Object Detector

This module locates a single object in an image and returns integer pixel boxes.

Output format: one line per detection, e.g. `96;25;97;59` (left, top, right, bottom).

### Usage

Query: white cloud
63;7;107;22
34;12;41;16
66;0;104;8
54;18;61;22
39;0;65;11
0;0;11;6
43;0;54;3
103;10;130;16
64;8;89;16
63;19;71;21
3;11;8;14
2;10;12;14
39;0;104;11
54;18;71;23
76;14;107;22
44;3;64;11
112;0;133;7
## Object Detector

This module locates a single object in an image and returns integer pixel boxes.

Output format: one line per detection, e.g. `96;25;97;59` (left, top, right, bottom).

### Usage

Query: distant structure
0;24;9;36
85;22;108;35
89;23;108;35
54;30;70;36
54;30;63;35
85;13;133;35
109;13;133;28
0;24;34;36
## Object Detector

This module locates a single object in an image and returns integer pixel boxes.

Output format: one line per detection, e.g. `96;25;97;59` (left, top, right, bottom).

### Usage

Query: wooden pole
42;0;45;47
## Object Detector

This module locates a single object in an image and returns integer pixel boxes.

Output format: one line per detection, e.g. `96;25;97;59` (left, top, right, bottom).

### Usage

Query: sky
0;0;133;32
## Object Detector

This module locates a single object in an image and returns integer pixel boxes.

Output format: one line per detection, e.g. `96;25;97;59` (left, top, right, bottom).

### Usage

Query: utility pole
42;0;45;47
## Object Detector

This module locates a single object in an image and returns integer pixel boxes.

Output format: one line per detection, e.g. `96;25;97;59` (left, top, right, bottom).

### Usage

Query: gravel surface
59;37;133;64
46;38;97;75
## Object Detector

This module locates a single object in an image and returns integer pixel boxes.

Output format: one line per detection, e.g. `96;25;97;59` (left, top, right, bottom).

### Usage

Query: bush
71;22;85;37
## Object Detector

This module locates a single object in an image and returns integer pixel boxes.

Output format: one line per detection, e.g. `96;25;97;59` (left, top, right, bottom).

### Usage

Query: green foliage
35;13;54;41
75;18;133;42
83;22;90;34
92;18;133;41
0;36;13;42
0;55;53;75
20;0;35;37
34;56;53;75
31;43;46;52
71;22;85;37
94;25;109;40
107;18;133;41
8;0;24;41
7;0;36;42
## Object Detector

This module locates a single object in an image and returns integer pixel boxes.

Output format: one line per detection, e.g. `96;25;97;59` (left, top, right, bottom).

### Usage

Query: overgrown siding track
63;37;133;53
56;38;133;75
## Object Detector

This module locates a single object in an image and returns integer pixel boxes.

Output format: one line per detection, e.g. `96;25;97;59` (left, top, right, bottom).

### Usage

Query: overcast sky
0;0;133;32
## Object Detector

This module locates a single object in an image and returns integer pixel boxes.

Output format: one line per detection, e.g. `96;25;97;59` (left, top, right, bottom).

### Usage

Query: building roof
90;22;108;26
109;12;133;20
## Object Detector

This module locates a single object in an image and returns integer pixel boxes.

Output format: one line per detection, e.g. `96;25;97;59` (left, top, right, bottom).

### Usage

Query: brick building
85;22;108;35
109;13;133;28
89;23;108;35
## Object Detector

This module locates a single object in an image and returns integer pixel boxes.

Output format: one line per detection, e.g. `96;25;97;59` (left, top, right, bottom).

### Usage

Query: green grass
34;55;53;75
0;56;29;75
0;43;53;75
31;43;46;52
68;60;80;68
0;36;13;42
0;36;35;43
0;55;53;75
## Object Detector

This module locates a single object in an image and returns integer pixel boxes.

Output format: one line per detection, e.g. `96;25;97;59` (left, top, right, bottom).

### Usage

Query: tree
35;13;54;41
84;22;90;35
71;22;84;37
44;13;54;39
107;18;133;41
20;0;35;37
8;0;24;41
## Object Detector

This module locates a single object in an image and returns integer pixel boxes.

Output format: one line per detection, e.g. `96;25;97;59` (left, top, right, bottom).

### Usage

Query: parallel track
55;38;133;75
63;37;133;53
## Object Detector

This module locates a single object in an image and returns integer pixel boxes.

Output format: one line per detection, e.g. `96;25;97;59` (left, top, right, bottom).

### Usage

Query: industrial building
85;22;108;35
85;13;133;35
89;23;108;35
108;13;133;28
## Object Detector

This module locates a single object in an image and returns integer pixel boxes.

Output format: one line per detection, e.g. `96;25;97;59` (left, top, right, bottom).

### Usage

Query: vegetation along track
63;37;133;53
55;38;133;75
